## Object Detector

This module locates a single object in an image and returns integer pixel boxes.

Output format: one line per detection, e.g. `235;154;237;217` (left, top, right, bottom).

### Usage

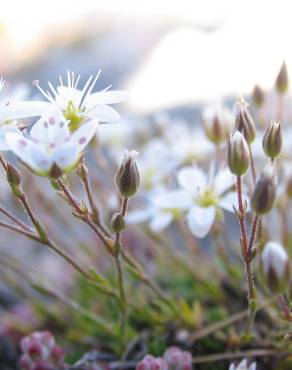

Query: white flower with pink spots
5;108;97;177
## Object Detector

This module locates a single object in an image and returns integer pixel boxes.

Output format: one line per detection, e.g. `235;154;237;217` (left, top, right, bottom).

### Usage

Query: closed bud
275;61;289;94
228;131;250;176
6;163;21;186
110;212;125;232
115;150;140;198
260;241;290;293
235;99;256;144
202;105;235;144
49;163;63;179
251;165;277;215
252;85;265;108
262;121;282;159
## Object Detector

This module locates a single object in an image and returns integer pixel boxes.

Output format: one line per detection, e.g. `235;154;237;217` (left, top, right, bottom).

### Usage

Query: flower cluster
136;347;192;370
19;331;67;370
0;71;126;178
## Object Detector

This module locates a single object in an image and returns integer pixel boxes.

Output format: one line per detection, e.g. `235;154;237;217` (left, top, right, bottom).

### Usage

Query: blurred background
1;0;291;113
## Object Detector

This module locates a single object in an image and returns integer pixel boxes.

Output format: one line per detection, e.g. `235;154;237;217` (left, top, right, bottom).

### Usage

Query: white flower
229;359;256;370
34;71;127;129
154;166;249;238
0;77;49;151
5;108;97;177
127;188;181;233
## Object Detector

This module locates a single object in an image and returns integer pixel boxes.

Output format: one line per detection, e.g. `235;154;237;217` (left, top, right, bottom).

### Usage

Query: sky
0;0;292;112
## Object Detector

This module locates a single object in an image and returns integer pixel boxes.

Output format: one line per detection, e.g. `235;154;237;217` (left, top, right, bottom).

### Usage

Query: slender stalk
114;197;129;345
80;163;111;237
0;203;31;231
0;217;117;299
236;175;257;338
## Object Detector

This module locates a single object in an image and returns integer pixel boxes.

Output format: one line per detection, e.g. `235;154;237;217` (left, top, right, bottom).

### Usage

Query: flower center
63;101;85;131
198;188;218;207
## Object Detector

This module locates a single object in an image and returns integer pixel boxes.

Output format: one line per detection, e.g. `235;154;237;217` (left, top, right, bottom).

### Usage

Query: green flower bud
262;121;282;159
260;241;290;294
110;212;125;232
115;150;140;198
6;163;21;186
228;131;250;176
202;105;235;145
251;165;277;215
275;61;289;94
235;99;256;144
252;84;265;108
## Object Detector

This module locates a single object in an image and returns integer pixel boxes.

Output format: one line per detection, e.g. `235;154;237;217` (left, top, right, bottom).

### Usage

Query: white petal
238;359;248;370
214;168;236;195
178;167;207;193
53;144;79;170
229;365;235;370
249;363;257;370
0;101;50;120
153;190;192;209
88;104;121;123
149;211;173;232
84;90;127;110
187;205;215;238
68;120;97;151
0;125;20;151
5;132;52;174
30;108;69;147
219;192;250;213
126;208;154;224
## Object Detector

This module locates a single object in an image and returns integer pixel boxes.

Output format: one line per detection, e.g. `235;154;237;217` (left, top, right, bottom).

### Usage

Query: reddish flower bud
136;355;168;370
164;347;192;370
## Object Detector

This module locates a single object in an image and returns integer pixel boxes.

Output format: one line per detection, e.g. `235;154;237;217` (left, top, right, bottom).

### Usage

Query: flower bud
252;85;265;108
202;105;235;144
260;241;290;293
6;163;21;186
251;165;277;215
49;163;63;179
163;347;192;370
110;212;125;232
235;99;256;144
228;131;250;176
136;355;168;370
275;61;289;94
115;150;140;198
262;121;282;159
